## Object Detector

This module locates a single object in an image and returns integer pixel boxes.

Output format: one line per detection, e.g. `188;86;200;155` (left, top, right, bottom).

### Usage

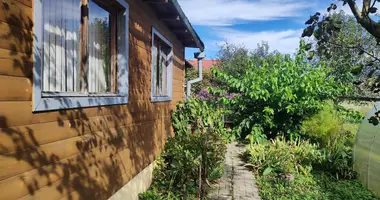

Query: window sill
33;96;129;112
151;96;172;102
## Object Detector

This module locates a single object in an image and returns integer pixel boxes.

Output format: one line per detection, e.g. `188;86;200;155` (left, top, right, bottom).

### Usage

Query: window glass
35;0;129;111
42;0;80;92
88;0;112;93
152;37;171;97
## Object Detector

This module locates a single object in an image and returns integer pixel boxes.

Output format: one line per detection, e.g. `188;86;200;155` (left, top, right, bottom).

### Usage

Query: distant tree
307;11;380;96
302;1;380;93
216;41;279;78
216;42;250;78
185;67;217;94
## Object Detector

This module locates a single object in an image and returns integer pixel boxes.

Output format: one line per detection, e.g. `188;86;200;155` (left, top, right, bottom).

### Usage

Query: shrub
300;102;342;147
140;99;227;199
172;98;229;140
301;102;358;179
212;42;350;142
257;172;379;200
245;137;322;176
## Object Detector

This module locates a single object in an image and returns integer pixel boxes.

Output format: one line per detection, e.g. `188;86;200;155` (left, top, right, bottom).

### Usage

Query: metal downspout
186;51;206;99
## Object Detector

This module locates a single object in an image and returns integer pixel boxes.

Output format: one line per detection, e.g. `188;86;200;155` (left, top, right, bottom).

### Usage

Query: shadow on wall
0;1;171;200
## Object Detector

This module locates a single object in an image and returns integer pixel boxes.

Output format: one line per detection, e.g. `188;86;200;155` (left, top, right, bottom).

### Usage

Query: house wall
0;0;185;199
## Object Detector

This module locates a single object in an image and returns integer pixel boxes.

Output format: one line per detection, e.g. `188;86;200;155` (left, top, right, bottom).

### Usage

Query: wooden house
0;0;204;199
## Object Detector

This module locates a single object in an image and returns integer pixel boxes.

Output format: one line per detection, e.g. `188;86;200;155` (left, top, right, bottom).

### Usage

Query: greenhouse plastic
354;103;380;197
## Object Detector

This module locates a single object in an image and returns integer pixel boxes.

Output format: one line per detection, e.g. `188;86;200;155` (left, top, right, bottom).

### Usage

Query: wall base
108;163;154;200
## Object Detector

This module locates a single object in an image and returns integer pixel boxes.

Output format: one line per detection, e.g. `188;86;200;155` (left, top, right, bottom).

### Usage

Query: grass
257;172;379;200
340;101;375;115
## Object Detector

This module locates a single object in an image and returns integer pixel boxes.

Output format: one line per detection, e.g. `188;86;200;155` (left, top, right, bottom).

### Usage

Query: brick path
208;142;261;200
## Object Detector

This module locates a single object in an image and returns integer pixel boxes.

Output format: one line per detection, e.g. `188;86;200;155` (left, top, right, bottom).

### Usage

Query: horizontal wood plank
0;0;32;29
0;48;33;78
0;22;33;54
0;120;166;200
0;75;31;101
0;0;185;199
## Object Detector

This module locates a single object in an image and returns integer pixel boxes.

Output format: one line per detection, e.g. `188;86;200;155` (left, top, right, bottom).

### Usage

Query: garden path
208;142;261;200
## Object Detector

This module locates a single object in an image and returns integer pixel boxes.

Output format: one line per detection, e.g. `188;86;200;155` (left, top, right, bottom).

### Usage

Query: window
151;28;173;102
33;0;129;112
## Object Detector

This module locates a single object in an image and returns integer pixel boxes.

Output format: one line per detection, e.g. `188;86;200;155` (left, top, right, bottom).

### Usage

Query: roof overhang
185;60;194;69
143;0;205;51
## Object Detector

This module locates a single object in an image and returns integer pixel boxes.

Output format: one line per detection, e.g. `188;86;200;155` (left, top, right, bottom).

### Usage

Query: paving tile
208;142;261;200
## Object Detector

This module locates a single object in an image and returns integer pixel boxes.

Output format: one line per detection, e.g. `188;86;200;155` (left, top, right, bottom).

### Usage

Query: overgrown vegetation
212;42;350;142
139;99;227;200
241;101;377;199
257;172;379;200
142;9;380;197
211;40;377;199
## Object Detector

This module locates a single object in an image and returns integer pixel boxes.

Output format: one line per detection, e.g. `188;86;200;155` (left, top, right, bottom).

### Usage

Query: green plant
335;104;365;124
140;99;227;199
213;43;349;142
301;102;342;147
301;102;358;179
172;98;230;141
185;68;219;94
139;188;179;200
245;137;322;176
257;171;379;200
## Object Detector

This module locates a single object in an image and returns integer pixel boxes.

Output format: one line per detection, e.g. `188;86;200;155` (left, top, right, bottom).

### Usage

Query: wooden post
110;12;117;93
80;0;89;92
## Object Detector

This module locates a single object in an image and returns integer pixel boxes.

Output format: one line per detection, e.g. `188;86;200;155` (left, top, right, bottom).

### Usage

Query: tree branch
363;0;371;14
347;0;380;38
323;40;380;62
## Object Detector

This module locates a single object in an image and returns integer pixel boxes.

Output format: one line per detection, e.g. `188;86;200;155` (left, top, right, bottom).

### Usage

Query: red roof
188;59;218;71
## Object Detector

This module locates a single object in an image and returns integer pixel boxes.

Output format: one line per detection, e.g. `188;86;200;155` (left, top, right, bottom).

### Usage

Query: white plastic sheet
354;103;380;196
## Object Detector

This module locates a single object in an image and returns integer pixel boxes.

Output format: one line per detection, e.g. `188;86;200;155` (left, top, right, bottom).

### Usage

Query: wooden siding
0;0;185;199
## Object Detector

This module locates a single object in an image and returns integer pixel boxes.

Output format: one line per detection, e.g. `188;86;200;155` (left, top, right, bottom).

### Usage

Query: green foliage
300;102;359;179
257;172;379;200
213;43;349;141
140;99;227;199
172;98;229;140
301;102;343;146
335;104;365;124
304;5;380;94
185;67;219;94
244;137;322;175
139;188;179;200
216;42;251;78
305;11;380;96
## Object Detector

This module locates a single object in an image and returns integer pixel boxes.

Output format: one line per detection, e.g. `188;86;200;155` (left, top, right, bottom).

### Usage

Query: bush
172;98;229;140
301;102;358;179
245;137;322;176
257;172;379;200
213;42;349;142
140;99;227;199
301;102;343;147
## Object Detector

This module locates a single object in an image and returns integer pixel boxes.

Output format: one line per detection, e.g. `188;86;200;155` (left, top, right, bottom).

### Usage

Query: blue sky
178;0;358;59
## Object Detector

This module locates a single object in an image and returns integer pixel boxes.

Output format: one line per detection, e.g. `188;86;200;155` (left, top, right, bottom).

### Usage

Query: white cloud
178;0;314;26
210;28;303;54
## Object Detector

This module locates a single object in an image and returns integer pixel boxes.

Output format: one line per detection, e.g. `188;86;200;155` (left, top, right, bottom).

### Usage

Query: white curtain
43;0;80;92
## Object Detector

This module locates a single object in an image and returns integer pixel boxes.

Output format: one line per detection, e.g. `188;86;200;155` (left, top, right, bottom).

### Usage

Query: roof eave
143;0;205;51
169;0;205;51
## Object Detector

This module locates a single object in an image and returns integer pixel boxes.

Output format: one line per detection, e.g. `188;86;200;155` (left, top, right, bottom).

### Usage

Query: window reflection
88;0;111;93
